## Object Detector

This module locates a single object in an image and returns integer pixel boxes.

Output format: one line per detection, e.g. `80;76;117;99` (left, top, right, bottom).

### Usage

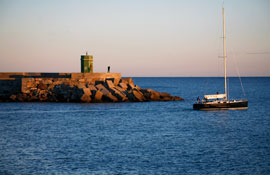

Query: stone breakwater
0;76;183;103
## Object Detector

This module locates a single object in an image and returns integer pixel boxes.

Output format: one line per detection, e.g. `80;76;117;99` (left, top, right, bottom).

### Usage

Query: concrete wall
0;72;121;98
0;73;71;79
71;73;121;79
0;73;121;80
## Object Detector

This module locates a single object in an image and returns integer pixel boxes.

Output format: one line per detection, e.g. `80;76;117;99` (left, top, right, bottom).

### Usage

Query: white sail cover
204;94;226;100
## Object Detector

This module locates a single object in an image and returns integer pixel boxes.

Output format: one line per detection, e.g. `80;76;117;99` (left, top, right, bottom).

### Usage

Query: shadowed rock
109;87;128;102
132;90;146;102
127;83;135;91
96;84;118;102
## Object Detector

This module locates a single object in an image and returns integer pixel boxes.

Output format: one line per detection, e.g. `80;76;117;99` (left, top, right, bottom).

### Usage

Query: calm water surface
0;77;269;175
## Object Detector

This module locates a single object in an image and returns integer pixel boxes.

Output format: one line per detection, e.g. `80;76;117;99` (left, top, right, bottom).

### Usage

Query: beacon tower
81;52;93;73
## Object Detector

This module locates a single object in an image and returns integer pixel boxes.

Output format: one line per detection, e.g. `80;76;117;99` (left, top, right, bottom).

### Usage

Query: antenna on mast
223;5;228;101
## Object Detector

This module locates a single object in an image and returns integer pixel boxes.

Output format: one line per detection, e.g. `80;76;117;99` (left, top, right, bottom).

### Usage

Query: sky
0;0;269;77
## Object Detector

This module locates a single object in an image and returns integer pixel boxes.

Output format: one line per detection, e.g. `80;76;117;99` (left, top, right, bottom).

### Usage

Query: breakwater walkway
0;73;183;102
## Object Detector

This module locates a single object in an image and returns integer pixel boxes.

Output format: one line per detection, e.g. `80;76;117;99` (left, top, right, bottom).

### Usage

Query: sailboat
193;7;248;110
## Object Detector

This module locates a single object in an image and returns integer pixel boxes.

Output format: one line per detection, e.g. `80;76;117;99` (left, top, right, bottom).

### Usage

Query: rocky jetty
2;78;183;103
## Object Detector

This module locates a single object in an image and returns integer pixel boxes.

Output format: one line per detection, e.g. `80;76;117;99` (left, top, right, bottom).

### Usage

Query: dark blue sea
0;77;270;175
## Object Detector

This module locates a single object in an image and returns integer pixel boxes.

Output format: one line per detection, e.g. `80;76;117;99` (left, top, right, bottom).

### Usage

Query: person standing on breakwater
107;66;110;73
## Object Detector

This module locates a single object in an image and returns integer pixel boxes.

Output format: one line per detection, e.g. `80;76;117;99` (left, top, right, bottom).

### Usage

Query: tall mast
223;7;227;101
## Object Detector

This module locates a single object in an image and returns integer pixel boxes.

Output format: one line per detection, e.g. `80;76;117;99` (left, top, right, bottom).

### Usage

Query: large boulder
149;89;161;101
88;84;97;91
120;78;135;91
26;80;35;88
109;87;128;101
160;92;172;101
134;85;141;91
95;84;118;102
114;78;121;86
94;90;103;102
121;78;133;84
77;83;86;89
132;90;146;102
83;88;92;96
38;83;47;90
68;80;77;88
139;89;161;101
124;91;136;101
96;84;108;92
39;90;48;101
43;79;52;85
80;94;91;103
119;83;128;90
102;94;118;102
140;89;151;101
105;80;115;89
88;85;97;99
172;96;184;101
127;83;135;91
114;86;125;93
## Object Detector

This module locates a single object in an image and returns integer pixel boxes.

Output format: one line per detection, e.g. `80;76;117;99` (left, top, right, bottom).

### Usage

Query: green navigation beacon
81;52;93;73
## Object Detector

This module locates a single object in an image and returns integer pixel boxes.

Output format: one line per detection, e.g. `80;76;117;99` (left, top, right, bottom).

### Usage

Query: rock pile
4;78;184;102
